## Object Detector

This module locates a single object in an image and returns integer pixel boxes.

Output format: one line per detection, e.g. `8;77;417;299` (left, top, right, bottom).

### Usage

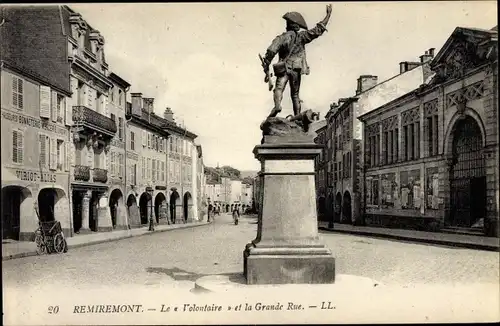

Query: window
142;157;146;180
119;154;124;178
147;158;151;179
161;161;165;182
110;152;116;176
152;159;156;181
118;90;123;106
130;131;135;151
110;87;115;103
157;160;160;181
95;92;102;112
57;94;64;123
426;115;439;156
129;164;137;185
118;117;123;141
12;129;24;164
57;140;63;170
169;137;173;152
12;77;24;111
402;108;420;161
110;113;116;126
147;133;151;148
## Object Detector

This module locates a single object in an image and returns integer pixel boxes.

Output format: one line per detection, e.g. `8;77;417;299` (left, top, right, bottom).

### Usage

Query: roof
431;26;498;68
311;119;327;132
109;72;131;88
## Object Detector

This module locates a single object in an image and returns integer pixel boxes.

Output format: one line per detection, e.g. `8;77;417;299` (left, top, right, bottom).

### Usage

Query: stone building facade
322;50;434;226
1;5;203;242
313;121;328;222
1;65;72;240
359;26;498;236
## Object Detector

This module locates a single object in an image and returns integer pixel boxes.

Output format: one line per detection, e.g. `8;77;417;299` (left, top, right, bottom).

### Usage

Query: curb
318;227;500;252
2;222;211;261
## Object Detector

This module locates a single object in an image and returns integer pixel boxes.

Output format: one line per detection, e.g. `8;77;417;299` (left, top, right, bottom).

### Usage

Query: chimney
419;48;435;63
143;98;155;114
163;107;175;122
400;61;420;73
356;75;378;95
131;93;143;116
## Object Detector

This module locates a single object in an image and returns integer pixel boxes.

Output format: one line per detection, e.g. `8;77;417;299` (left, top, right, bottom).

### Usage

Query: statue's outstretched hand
326;4;332;15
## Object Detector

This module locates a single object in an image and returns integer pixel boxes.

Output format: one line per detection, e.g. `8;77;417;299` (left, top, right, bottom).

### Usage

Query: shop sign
1;110;68;136
15;169;57;183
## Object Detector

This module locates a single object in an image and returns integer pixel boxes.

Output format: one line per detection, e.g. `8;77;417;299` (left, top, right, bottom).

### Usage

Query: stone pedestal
80;191;92;234
243;142;335;285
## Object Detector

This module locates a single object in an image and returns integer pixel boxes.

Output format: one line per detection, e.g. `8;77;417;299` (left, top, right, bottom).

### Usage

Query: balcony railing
73;106;117;135
93;168;108;183
74;165;90;181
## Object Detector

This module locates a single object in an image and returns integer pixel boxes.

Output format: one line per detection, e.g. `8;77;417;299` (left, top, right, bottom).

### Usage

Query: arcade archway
334;192;342;223
1;186;32;241
449;115;486;227
155;193;167;223
109;189;123;228
170;190;180;223
342;191;352;223
139;192;152;225
183;192;192;222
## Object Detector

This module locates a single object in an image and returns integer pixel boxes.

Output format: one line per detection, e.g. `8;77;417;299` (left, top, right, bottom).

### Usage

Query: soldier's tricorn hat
282;12;308;30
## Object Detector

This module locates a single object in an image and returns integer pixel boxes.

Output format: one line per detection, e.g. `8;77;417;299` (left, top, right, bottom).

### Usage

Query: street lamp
147;189;155;231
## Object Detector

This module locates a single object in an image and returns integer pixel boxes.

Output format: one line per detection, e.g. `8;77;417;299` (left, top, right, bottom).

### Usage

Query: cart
34;220;68;255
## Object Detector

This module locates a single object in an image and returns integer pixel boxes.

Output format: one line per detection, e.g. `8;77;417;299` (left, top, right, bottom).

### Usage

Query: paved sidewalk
2;221;210;261
318;222;499;251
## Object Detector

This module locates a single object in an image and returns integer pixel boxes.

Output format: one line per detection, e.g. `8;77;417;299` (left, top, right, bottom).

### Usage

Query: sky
71;2;497;171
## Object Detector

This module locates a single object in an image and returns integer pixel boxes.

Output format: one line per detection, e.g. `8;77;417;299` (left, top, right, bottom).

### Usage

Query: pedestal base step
244;254;335;285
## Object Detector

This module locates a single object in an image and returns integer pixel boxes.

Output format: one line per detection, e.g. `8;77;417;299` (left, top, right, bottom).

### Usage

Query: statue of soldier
261;4;332;118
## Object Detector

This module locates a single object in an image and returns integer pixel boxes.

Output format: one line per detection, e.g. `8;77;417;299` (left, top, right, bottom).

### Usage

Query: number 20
48;306;59;314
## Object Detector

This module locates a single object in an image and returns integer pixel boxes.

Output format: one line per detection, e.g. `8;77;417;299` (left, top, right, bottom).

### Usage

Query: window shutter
40;86;51;118
87;87;94;109
51;91;58;122
50;138;57;170
65;141;70;171
65;96;72;126
39;134;47;168
110;152;115;176
142;130;147;147
17;131;24;164
12;131;18;163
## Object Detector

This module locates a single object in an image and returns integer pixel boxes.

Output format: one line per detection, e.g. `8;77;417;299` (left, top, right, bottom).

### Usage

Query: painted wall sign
15;169;57;183
1;110;68;136
126;152;139;161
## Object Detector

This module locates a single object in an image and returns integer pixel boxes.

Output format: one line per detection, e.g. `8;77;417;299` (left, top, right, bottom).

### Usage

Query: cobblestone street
3;213;499;292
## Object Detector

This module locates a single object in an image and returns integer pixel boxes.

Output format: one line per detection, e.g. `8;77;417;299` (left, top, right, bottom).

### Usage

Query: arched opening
183;192;192;222
334;192;342;223
449;116;486;228
139;192;151;225
1;186;31;241
318;196;326;220
342;191;352;223
225;204;229;212
126;194;138;226
231;204;234;211
170;190;179;224
109;189;123;228
72;191;84;233
327;193;334;226
154;193;167;224
37;188;58;222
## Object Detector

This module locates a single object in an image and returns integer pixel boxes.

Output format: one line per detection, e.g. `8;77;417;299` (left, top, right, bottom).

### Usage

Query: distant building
322;49;435;226
358;26;498;236
313;120;328;222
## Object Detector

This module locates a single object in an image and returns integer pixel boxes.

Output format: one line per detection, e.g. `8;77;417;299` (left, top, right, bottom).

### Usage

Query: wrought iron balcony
93;168;108;183
72;106;117;136
74;165;91;181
